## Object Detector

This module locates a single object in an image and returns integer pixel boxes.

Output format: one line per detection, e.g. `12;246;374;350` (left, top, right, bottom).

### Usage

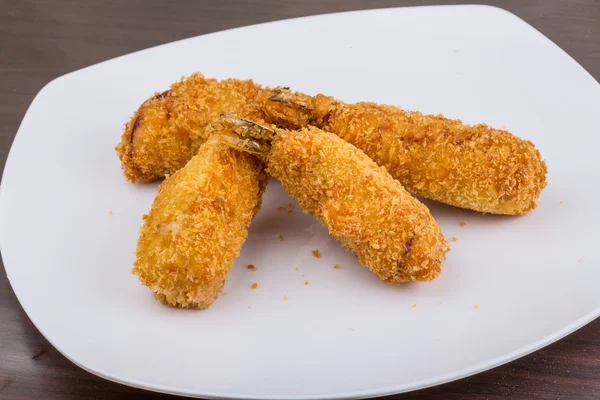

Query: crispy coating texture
132;138;266;309
115;73;266;182
265;92;548;215
116;73;547;215
266;127;449;283
327;104;547;215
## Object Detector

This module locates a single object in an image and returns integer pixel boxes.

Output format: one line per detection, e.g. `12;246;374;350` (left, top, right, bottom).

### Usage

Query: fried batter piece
132;136;266;309
221;114;449;283
116;73;547;215
265;90;548;215
115;73;266;182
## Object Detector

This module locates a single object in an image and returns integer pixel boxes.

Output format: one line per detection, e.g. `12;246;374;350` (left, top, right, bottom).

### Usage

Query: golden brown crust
263;90;547;215
116;73;547;215
132;138;266;309
324;103;548;215
267;128;449;283
115;73;266;182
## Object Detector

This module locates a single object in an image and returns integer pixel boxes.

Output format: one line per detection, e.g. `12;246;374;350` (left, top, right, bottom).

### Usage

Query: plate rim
18;301;598;400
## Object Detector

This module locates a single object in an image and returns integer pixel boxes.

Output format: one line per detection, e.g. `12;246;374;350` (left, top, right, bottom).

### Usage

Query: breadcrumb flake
247;264;257;271
312;249;321;258
251;282;258;289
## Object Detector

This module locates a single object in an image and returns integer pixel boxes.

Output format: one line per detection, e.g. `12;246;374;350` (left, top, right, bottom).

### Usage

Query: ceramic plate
1;5;599;399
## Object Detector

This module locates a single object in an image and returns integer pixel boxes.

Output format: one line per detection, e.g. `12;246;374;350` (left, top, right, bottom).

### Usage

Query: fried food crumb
287;209;294;215
251;282;258;289
457;274;462;278
247;264;257;271
248;306;252;309
283;295;289;300
279;235;285;242
108;210;113;215
333;264;341;269
348;328;355;332
287;203;293;209
560;201;563;205
474;304;480;309
411;304;417;308
459;221;466;227
312;249;321;258
295;267;299;271
578;258;583;262
304;280;309;285
451;237;458;242
438;301;443;305
277;206;285;212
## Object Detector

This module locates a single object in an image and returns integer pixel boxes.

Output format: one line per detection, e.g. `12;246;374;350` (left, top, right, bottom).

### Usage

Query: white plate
1;4;599;399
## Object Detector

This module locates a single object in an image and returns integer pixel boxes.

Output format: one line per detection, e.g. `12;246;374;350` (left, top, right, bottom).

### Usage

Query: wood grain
1;1;599;399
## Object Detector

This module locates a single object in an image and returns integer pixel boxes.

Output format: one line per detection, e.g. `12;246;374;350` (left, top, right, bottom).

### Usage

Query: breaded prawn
133;134;266;309
221;114;449;283
266;90;547;215
115;73;266;182
116;73;547;215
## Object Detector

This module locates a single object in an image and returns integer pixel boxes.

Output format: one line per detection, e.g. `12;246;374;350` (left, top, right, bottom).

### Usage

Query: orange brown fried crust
115;73;266;182
222;118;449;283
116;73;547;215
132;137;266;309
265;90;548;216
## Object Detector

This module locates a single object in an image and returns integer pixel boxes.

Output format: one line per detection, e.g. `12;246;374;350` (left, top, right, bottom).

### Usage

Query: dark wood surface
1;0;599;399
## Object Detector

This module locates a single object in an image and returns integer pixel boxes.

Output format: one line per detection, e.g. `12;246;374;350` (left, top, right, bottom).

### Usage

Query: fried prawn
133;135;266;309
116;73;547;215
220;114;449;283
266;90;547;215
115;73;265;182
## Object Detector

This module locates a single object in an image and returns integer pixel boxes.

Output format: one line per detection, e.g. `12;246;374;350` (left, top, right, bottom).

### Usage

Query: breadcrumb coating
116;73;547;215
221;115;449;283
265;91;548;215
115;73;265;182
267;128;448;283
132;138;266;309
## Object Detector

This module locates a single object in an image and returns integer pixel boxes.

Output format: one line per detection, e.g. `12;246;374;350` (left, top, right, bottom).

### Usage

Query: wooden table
1;1;599;399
